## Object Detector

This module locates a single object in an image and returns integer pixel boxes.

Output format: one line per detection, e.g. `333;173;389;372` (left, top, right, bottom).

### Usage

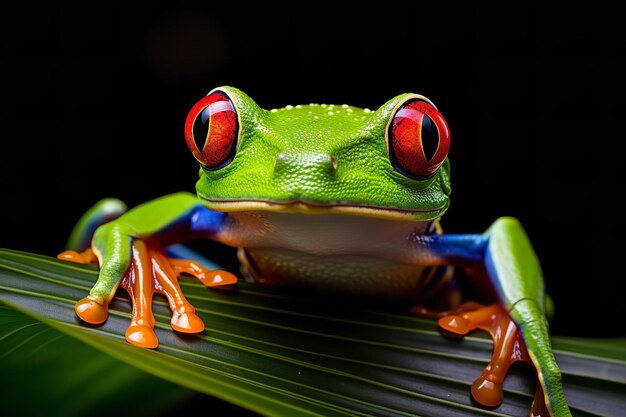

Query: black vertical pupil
192;107;212;151
420;114;439;161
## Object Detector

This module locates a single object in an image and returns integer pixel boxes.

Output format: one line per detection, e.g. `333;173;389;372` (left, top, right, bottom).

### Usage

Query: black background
2;4;625;342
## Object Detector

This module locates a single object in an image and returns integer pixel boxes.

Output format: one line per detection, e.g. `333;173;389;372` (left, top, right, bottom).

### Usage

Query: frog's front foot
438;304;548;416
59;241;237;348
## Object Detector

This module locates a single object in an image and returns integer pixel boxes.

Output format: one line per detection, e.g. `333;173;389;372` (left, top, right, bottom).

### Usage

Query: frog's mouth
198;197;445;222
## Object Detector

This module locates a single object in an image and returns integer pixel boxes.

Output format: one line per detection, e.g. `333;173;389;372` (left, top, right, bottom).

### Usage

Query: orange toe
438;314;470;334
75;297;108;324
199;270;238;287
471;376;504;407
171;312;205;333
416;302;546;412
125;325;158;348
58;248;97;264
59;250;87;264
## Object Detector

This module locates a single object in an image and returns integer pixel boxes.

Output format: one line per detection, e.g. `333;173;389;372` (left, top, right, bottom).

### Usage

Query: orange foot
437;304;548;416
58;241;237;348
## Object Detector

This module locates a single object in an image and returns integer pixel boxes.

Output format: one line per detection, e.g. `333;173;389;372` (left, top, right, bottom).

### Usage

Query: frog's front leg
414;217;571;417
58;192;237;348
62;236;237;348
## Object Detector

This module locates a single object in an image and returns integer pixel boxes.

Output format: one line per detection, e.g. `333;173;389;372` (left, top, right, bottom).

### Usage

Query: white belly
240;248;440;301
215;211;441;301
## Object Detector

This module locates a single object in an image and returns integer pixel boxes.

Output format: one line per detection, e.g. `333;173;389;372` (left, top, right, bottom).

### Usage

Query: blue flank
156;204;228;270
483;246;505;306
415;233;488;263
414;233;508;301
148;203;228;242
188;204;228;235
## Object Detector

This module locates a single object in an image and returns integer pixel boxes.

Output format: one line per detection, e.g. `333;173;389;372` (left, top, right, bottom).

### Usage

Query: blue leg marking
415;233;487;264
414;220;569;416
162;204;229;271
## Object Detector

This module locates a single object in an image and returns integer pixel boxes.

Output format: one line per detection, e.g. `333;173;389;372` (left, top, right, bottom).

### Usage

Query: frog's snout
273;152;337;183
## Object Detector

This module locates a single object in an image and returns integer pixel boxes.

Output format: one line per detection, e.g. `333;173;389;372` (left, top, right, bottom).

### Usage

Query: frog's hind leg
438;304;536;407
409;221;570;416
57;197;128;293
413;294;554;416
409;268;539;408
65;198;127;252
483;218;569;416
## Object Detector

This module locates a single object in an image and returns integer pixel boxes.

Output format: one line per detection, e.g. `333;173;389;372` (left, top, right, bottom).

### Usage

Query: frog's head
185;87;451;222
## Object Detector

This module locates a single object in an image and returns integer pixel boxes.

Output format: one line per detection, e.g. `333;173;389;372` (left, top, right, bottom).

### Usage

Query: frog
58;87;571;416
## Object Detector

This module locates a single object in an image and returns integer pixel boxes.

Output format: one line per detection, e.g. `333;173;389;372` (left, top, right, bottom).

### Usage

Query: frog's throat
198;198;445;222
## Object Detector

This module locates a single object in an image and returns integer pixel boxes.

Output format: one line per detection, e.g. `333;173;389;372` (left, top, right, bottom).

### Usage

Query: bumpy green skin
76;87;569;416
88;193;202;304
485;218;545;311
197;88;451;219
486;218;568;416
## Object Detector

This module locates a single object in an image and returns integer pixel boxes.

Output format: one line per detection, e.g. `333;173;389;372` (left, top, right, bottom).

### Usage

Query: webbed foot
59;241;237;348
438;304;549;415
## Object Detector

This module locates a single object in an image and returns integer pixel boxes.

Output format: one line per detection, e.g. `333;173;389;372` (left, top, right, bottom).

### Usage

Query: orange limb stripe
122;240;158;348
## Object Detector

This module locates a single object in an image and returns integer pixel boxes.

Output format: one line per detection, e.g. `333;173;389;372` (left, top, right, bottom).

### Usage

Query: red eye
184;91;239;169
387;98;450;179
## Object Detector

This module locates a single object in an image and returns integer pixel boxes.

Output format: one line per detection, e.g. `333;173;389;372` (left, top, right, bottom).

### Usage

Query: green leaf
1;248;625;417
0;306;196;417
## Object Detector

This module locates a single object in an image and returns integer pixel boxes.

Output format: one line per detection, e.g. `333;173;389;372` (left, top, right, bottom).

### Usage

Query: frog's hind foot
437;304;549;415
411;302;550;414
439;305;522;406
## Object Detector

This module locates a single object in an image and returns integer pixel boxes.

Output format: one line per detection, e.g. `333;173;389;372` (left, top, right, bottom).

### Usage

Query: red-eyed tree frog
59;87;570;416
